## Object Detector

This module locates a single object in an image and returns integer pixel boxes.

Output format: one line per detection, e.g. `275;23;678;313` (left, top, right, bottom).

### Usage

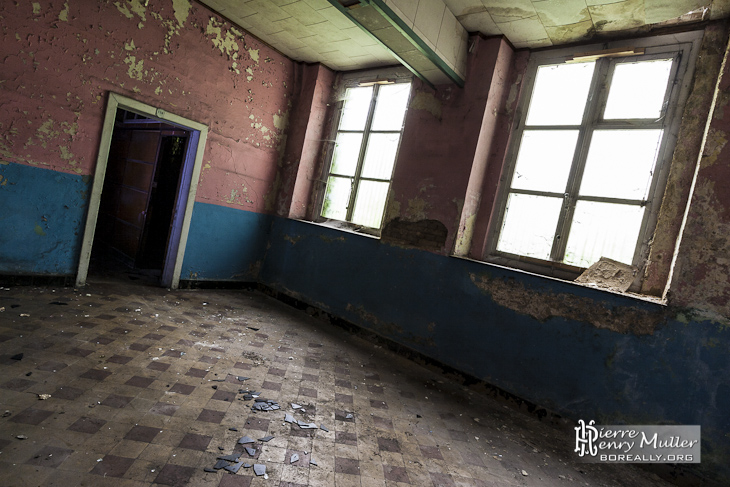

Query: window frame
314;67;413;235
485;31;704;291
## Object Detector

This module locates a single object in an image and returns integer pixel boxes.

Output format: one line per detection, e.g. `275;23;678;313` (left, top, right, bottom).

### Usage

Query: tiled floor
0;277;673;486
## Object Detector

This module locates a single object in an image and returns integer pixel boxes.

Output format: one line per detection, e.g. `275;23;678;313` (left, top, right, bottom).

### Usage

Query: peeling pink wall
671;34;730;317
0;0;294;214
276;63;335;219
385;35;513;253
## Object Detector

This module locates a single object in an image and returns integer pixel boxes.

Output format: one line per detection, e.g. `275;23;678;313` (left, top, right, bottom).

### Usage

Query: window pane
496;194;562;260
526;62;595;126
604;59;673;120
564;201;645;267
371;83;411;131
580;129;663;200
361;133;400;180
339;86;373;131
351;180;389;228
331;132;363;176
321;176;352;221
511;130;579;193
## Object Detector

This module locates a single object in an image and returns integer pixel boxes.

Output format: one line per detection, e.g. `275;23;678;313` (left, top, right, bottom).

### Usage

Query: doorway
76;93;209;289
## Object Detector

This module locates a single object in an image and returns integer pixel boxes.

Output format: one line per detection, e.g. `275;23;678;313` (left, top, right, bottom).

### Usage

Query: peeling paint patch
34;224;46;236
58;1;69;21
32;2;41;14
248;48;259;63
114;1;134;19
206;17;240;58
124;55;144;80
383;200;401;224
405;197;429;221
273;111;289;131
410;91;442;120
469;273;664;334
172;0;191;27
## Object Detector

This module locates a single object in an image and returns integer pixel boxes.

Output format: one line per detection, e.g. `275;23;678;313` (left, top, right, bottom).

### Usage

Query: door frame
76;92;209;289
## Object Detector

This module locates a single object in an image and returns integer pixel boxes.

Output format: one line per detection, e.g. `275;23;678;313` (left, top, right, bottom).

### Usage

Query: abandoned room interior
2;0;730;485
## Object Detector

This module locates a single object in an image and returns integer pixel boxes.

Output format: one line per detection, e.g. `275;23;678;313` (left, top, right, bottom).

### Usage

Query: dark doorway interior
89;109;189;284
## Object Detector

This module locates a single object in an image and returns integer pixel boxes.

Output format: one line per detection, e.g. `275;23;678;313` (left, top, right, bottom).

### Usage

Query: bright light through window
321;82;411;229
496;49;681;270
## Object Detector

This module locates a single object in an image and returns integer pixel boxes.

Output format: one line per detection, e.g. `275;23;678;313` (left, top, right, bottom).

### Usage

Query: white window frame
315;67;412;235
486;31;703;290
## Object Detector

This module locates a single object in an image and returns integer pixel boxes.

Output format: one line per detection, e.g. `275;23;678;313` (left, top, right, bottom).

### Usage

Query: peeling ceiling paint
198;0;730;76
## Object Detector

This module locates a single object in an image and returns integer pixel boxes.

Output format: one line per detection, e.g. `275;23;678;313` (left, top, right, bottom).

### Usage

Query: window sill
294;218;381;239
450;254;667;306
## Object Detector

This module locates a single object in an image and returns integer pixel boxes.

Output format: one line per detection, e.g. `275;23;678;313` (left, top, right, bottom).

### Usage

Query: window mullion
550;58;610;262
345;85;379;222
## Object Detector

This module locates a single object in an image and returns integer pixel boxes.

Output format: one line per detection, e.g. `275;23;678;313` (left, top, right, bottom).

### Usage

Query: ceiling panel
199;0;729;81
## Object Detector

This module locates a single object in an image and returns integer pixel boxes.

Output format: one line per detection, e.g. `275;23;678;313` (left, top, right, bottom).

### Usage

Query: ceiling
199;0;730;77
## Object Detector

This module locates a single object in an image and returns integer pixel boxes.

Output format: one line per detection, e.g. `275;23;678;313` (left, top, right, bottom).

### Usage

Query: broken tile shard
290;453;299;463
253;464;266;476
297;420;318;429
213;460;229;469
291;403;301;409
258;435;274;442
245;447;256;457
237;436;254;444
320;424;329;432
224;460;244;473
204;467;216;473
217;453;241;462
310;458;318;466
345;413;354;420
284;413;295;423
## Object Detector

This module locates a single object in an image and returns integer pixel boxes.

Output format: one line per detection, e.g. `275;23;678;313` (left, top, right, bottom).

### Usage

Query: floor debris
237;436;254;444
259;435;274;442
253;464;266;476
290;453;299;463
244;447;256;457
217;453;241;462
224;460;245;473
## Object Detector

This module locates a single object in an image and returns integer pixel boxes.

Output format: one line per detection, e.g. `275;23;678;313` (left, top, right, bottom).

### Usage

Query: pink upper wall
0;0;295;213
385;36;519;253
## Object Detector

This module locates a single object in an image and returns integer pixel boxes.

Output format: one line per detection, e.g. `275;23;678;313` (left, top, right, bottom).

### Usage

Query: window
319;76;411;231
488;34;701;284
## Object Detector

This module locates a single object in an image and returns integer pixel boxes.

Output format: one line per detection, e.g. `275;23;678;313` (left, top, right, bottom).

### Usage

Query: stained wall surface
0;0;295;279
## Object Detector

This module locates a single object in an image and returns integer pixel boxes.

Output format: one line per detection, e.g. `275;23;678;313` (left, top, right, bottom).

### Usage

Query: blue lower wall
181;202;272;282
260;217;730;482
0;162;89;275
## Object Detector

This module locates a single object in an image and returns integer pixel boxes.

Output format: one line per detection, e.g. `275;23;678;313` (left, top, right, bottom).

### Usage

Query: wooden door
97;128;161;265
